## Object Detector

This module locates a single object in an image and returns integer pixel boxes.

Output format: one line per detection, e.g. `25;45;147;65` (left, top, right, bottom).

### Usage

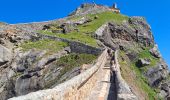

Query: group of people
107;49;117;72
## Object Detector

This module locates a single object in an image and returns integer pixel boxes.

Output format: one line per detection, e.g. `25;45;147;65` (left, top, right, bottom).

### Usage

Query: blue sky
0;0;169;67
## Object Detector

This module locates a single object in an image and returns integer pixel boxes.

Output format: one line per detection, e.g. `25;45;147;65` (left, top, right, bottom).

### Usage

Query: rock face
95;17;154;50
69;3;110;16
145;61;169;87
160;81;170;98
150;45;161;58
0;45;12;66
137;58;151;67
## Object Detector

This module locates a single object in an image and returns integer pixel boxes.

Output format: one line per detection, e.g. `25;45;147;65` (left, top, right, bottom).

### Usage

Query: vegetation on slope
45;53;97;88
56;53;97;76
38;11;129;47
20;39;68;54
137;48;160;72
119;50;159;100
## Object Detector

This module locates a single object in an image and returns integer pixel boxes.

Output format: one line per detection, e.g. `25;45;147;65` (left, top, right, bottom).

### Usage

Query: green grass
138;48;160;67
20;39;68;54
77;11;129;34
38;11;129;47
12;72;23;80
119;50;158;100
45;53;97;88
56;53;97;76
131;63;157;100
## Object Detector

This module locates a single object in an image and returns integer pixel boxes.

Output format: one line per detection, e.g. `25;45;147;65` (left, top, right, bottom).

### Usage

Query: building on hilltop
110;3;120;13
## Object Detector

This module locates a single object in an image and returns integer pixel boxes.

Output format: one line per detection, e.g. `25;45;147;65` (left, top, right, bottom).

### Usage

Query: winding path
86;55;117;100
9;49;137;100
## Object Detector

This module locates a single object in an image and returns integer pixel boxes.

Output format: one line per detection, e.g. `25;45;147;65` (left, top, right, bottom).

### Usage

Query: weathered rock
95;24;107;38
159;90;168;99
145;61;169;87
94;15;99;19
15;74;42;96
64;47;71;53
73;17;92;25
42;25;51;30
0;45;12;66
137;58;150;67
15;50;46;72
126;51;138;61
60;23;74;34
150;44;161;58
95;19;155;50
35;49;68;69
69;3;111;16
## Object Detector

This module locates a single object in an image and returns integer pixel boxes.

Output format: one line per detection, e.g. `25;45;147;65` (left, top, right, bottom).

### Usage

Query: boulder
149;45;161;58
126;51;138;61
160;81;170;98
159;90;168;99
15;74;42;96
161;82;170;92
74;17;92;25
137;58;150;67
60;23;74;34
64;47;71;53
94;15;99;19
15;50;46;72
0;45;12;66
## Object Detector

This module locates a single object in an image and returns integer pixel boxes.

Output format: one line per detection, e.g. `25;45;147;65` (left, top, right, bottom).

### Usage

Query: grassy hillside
38;11;128;47
20;39;68;54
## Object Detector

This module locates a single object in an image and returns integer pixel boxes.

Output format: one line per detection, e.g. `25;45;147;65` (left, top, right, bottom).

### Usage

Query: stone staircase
9;49;138;100
86;57;117;100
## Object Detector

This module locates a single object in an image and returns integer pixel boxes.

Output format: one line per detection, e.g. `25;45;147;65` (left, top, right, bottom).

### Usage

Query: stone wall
36;33;102;55
9;49;108;100
114;50;138;100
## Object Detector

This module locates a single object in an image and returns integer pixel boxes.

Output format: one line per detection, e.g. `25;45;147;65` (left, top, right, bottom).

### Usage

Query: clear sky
0;0;169;67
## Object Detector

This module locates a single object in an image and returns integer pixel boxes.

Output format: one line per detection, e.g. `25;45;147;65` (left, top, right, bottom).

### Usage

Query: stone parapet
9;49;108;100
114;50;138;100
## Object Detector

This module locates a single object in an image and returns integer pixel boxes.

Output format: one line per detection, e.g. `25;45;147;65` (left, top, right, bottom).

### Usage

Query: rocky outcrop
66;17;92;26
137;58;150;67
13;49;69;96
94;14;169;99
150;45;161;58
69;3;111;16
0;45;12;66
145;59;169;87
95;17;154;50
160;81;170;98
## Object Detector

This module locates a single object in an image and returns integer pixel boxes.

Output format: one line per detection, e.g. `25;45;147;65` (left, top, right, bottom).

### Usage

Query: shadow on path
107;71;117;100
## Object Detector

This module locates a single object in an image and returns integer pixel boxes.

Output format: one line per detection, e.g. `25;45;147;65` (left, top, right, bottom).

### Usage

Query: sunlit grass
38;11;129;47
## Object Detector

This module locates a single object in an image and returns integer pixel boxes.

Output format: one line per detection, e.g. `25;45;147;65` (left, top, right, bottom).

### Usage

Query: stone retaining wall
36;33;102;55
114;50;138;100
9;49;108;100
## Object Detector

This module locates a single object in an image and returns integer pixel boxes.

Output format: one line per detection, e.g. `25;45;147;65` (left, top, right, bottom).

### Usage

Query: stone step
103;67;111;70
104;63;110;67
107;58;111;61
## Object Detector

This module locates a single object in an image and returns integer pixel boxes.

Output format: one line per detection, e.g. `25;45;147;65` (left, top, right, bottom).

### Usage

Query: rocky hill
0;3;169;100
